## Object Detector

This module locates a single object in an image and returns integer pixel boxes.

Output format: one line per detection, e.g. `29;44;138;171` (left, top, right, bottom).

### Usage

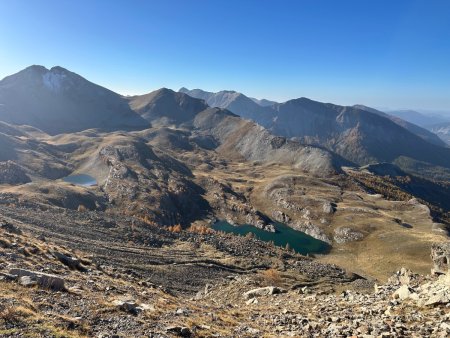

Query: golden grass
0;237;11;248
167;224;182;233
261;268;283;286
0;305;36;325
188;224;213;235
77;205;87;212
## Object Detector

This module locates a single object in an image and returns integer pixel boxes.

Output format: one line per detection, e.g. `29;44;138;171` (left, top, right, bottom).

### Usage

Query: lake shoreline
212;220;330;255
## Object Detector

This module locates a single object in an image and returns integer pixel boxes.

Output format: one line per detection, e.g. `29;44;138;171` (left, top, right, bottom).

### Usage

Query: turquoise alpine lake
212;221;330;255
63;174;97;186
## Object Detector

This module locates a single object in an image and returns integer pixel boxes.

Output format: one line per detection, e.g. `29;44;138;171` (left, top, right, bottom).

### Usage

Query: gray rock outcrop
9;268;66;291
431;242;450;275
293;221;332;244
243;286;286;299
0;161;31;185
333;227;364;244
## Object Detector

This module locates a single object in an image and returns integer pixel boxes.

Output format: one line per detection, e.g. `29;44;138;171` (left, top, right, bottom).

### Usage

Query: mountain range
1;67;449;182
1;66;450;335
180;87;450;180
386;109;450;127
353;105;446;147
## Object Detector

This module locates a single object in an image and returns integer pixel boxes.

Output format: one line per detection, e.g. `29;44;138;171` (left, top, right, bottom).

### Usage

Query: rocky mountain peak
42;67;68;92
0;65;149;134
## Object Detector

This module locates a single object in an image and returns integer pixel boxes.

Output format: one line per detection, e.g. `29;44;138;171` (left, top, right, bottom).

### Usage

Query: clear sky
1;0;450;111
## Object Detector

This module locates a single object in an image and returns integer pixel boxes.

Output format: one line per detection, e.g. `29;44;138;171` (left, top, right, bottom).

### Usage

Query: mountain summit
179;87;276;123
0;65;148;134
129;88;209;126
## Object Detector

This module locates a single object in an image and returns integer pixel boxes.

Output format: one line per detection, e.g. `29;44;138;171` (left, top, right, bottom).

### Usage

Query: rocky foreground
1;209;450;337
212;269;450;337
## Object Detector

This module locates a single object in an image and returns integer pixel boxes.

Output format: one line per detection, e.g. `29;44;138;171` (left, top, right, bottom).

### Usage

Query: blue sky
0;0;449;111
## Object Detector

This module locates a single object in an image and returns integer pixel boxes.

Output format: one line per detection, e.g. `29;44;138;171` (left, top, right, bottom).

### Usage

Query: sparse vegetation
0;305;35;325
0;7;449;337
139;215;158;226
261;268;283;286
188;224;213;235
347;168;450;223
167;224;182;233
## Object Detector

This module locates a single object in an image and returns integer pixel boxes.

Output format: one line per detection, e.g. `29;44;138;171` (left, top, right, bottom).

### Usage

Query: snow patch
42;71;66;92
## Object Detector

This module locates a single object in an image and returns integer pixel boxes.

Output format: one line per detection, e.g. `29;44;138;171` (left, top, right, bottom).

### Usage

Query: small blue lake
63;174;97;187
212;221;330;255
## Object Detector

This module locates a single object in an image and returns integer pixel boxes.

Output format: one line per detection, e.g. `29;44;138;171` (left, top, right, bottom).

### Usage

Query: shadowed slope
129;88;209;126
0;65;148;134
354;105;446;147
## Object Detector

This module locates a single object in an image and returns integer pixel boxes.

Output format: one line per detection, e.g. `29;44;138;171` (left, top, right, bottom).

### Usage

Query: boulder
112;299;154;315
424;291;450;306
53;252;87;272
176;308;189;315
334;227;364;244
243;286;286;299
18;275;37;287
388;267;414;286
9;268;66;291
166;326;192;337
392;285;412;300
112;300;142;315
398;268;412;285
431;242;450;275
272;210;291;223
322;202;335;214
293;221;332;244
